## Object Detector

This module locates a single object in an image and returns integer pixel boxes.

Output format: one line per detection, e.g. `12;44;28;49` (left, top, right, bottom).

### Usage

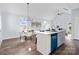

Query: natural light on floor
65;34;72;40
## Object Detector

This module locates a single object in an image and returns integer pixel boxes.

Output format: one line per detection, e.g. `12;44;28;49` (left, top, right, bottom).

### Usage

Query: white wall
72;8;79;39
0;16;1;31
1;12;22;40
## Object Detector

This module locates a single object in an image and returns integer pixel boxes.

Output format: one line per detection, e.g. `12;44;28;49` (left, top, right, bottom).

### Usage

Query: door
51;33;57;51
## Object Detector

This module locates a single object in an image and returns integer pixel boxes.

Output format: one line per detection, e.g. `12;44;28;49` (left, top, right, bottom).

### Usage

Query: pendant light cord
27;3;29;17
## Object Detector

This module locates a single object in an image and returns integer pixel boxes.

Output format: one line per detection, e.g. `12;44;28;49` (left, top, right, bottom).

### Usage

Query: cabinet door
58;31;65;47
51;33;57;51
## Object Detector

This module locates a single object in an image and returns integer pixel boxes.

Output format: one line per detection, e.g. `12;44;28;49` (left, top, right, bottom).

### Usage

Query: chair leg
20;34;21;40
35;38;37;44
24;36;27;40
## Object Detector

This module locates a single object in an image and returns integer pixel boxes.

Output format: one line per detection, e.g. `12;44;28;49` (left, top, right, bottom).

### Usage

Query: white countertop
35;31;57;35
35;30;65;35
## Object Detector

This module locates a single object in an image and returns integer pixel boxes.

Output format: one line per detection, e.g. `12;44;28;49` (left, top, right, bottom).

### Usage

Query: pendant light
27;3;32;52
27;3;31;21
27;3;29;18
26;3;32;31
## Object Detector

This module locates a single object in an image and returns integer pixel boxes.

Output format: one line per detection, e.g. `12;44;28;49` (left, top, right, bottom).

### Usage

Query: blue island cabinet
51;33;57;51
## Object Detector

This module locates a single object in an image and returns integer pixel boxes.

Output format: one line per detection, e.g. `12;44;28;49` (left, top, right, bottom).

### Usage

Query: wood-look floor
52;39;79;55
0;36;79;55
0;38;42;55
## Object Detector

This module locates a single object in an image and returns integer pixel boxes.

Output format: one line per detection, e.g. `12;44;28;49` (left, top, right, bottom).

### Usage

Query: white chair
19;26;28;42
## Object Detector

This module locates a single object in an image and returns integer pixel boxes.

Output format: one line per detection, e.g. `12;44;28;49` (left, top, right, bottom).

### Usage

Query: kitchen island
36;30;65;55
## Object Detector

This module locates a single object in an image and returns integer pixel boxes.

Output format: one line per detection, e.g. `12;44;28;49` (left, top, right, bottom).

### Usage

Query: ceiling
0;3;79;18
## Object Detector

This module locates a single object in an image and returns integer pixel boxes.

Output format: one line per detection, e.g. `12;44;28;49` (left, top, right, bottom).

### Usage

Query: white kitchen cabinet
37;33;51;55
57;31;65;47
